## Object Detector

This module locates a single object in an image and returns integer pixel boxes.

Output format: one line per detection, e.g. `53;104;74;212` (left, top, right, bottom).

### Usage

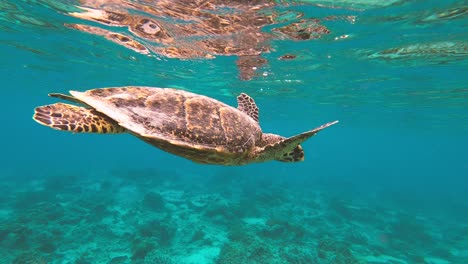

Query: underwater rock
143;191;165;211
345;226;369;245
430;247;454;259
0;224;9;241
190;228;206;243
258;218;306;242
327;198;379;223
159;189;185;204
11;225;33;250
12;252;48;264
38;238;56;254
144;251;174;264
317;238;359;264
75;253;94;264
390;215;432;246
137;220;176;246
131;239;156;261
250;243;273;263
15;202;66;228
219;225;277;263
407;254;426;263
279;246;314;264
80;202;111;223
204;200;243;222
190;194;222;209
108;255;129;264
362;254;408;264
216;242;249;264
329;198;354;219
227;222;251;243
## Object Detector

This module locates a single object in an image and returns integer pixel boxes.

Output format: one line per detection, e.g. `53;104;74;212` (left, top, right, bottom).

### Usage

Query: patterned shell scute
81;87;261;154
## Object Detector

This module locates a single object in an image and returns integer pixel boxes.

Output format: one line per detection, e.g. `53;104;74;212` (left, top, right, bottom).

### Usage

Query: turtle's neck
259;133;285;148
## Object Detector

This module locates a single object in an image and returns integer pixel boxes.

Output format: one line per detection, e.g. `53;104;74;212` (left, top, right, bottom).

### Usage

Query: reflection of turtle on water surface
66;0;331;80
33;87;338;165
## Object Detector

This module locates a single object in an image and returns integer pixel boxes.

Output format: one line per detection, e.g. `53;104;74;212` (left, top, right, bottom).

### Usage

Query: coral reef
0;168;465;263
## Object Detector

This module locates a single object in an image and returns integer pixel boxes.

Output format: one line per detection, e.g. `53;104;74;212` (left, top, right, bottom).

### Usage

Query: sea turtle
33;87;338;165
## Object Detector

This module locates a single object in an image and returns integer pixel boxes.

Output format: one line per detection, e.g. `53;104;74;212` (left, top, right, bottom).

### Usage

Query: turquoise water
1;0;468;263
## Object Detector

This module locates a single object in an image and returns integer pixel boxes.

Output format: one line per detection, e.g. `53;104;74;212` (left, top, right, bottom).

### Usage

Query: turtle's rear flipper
33;103;125;134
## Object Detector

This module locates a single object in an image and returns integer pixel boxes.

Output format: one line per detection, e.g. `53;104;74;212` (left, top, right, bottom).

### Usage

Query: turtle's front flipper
283;120;339;146
33;103;125;134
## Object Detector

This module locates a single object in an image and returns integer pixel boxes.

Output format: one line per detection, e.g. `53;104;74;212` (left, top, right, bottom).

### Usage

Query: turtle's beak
277;144;304;162
291;145;305;162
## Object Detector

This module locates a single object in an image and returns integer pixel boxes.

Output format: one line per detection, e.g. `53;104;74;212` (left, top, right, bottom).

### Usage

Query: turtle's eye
130;18;173;42
132;18;167;39
140;19;161;34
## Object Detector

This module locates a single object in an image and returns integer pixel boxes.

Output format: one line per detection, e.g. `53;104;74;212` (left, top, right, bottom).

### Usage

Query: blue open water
1;0;467;263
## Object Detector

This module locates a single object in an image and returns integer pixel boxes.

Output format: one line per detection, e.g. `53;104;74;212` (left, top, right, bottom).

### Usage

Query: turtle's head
278;144;304;162
256;121;338;164
260;133;305;163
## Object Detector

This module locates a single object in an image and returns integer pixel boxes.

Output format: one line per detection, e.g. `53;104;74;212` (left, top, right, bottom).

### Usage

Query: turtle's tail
33;103;125;134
